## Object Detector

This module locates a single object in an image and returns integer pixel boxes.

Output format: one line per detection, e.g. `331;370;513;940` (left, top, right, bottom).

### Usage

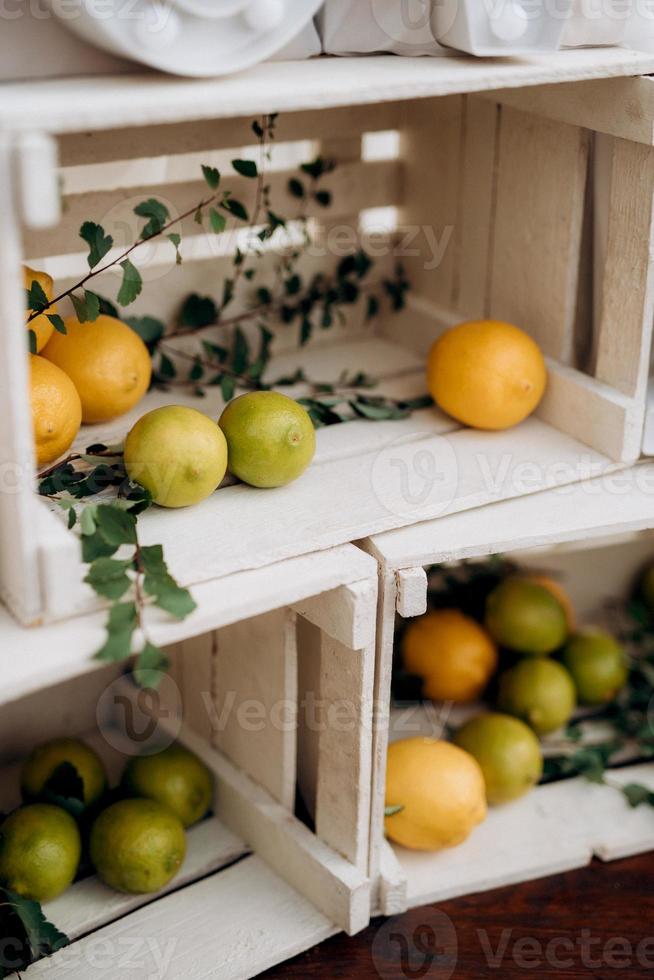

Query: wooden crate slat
212;609;298;810
4;51;654;135
456;96;499;319
537;359;637;462
292;580;377;650
488;106;589;362
171;722;371;935
313;629;376;873
595;136;654;398
58;102;404;168
28;855;337;980
399;95;463;308
484;76;654;145
23;158;402;259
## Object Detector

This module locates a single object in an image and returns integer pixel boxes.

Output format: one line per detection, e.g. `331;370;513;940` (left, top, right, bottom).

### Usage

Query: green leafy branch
0;890;68;978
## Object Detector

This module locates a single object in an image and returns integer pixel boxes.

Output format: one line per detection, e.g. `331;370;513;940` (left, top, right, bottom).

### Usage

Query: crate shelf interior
0;543;378;978
361;465;654;916
2;59;654;625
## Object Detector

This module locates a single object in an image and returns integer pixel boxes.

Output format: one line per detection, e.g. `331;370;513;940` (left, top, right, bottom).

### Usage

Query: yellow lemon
402;609;498;703
0;804;81;902
42;314;151;423
30;354;82;468
24;265;56;353
90;798;186;895
122;744;213;828
427;319;547;430
385;738;486;851
124;405;228;508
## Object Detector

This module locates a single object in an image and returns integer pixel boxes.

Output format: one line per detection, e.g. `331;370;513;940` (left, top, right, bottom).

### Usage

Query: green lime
21;737;107;815
498;658;576;735
453;712;543;805
122;744;213;828
0;804;81;901
485;577;568;656
90;798;186;894
561;631;628;705
219;391;316;488
124;405;228;508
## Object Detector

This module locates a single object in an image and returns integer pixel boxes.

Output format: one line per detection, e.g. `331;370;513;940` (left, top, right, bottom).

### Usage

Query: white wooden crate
0;542;378;977
361;465;654;916
3;61;654;625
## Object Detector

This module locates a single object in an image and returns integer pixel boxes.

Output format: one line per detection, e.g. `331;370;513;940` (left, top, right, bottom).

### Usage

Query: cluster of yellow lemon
26;266;152;468
0;737;212;902
385;572;628;852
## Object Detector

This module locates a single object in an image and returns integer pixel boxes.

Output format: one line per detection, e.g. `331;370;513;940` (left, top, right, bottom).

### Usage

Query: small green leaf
300;318;312;346
622;783;654;808
222;197;249;222
180;293;217;329
384;804;405;817
84;557;132;600
315;190;332;208
221;375;236;402
141;546;196;619
232;158;258;178
70;292;88;323
79;221;113;269
134;198;170;239
96;294;119;318
117;259;142;306
47;313;67;334
95;602;137;662
94;503;137;546
158;352;176;380
168;232;182;264
366;295;380;321
125;315;165;349
42;761;85;808
188;357;204;383
210;208;227;234
232;326;250;375
201;164;221;190
28;329;37;354
134;642;170;689
2;889;68;969
26;280;49;313
80;505;97;537
84;290;100;323
288;178;305;199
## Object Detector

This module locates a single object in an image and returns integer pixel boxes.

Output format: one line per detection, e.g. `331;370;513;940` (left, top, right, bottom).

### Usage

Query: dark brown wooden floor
263;851;654;978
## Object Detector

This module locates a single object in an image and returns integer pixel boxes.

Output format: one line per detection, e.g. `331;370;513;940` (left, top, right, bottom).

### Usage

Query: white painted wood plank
58;102;404;167
47;818;249;942
0;544;377;705
3;51;654;134
365;460;654;571
213;609;298;809
28;855;337;980
485;76;654;145
377;839;408;917
396;780;593;909
395;567;428;618
295;615;322;823
488;107;588;361
595;137;654;400
314;632;376;873
23;159;401;258
170;722;371;935
293;580;377;650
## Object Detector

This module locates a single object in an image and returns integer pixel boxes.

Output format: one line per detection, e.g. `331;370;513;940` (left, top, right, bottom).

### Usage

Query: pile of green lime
397;567;630;820
0;738;213;902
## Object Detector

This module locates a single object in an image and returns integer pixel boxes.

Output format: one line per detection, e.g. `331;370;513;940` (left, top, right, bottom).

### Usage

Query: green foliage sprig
0;889;68;978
